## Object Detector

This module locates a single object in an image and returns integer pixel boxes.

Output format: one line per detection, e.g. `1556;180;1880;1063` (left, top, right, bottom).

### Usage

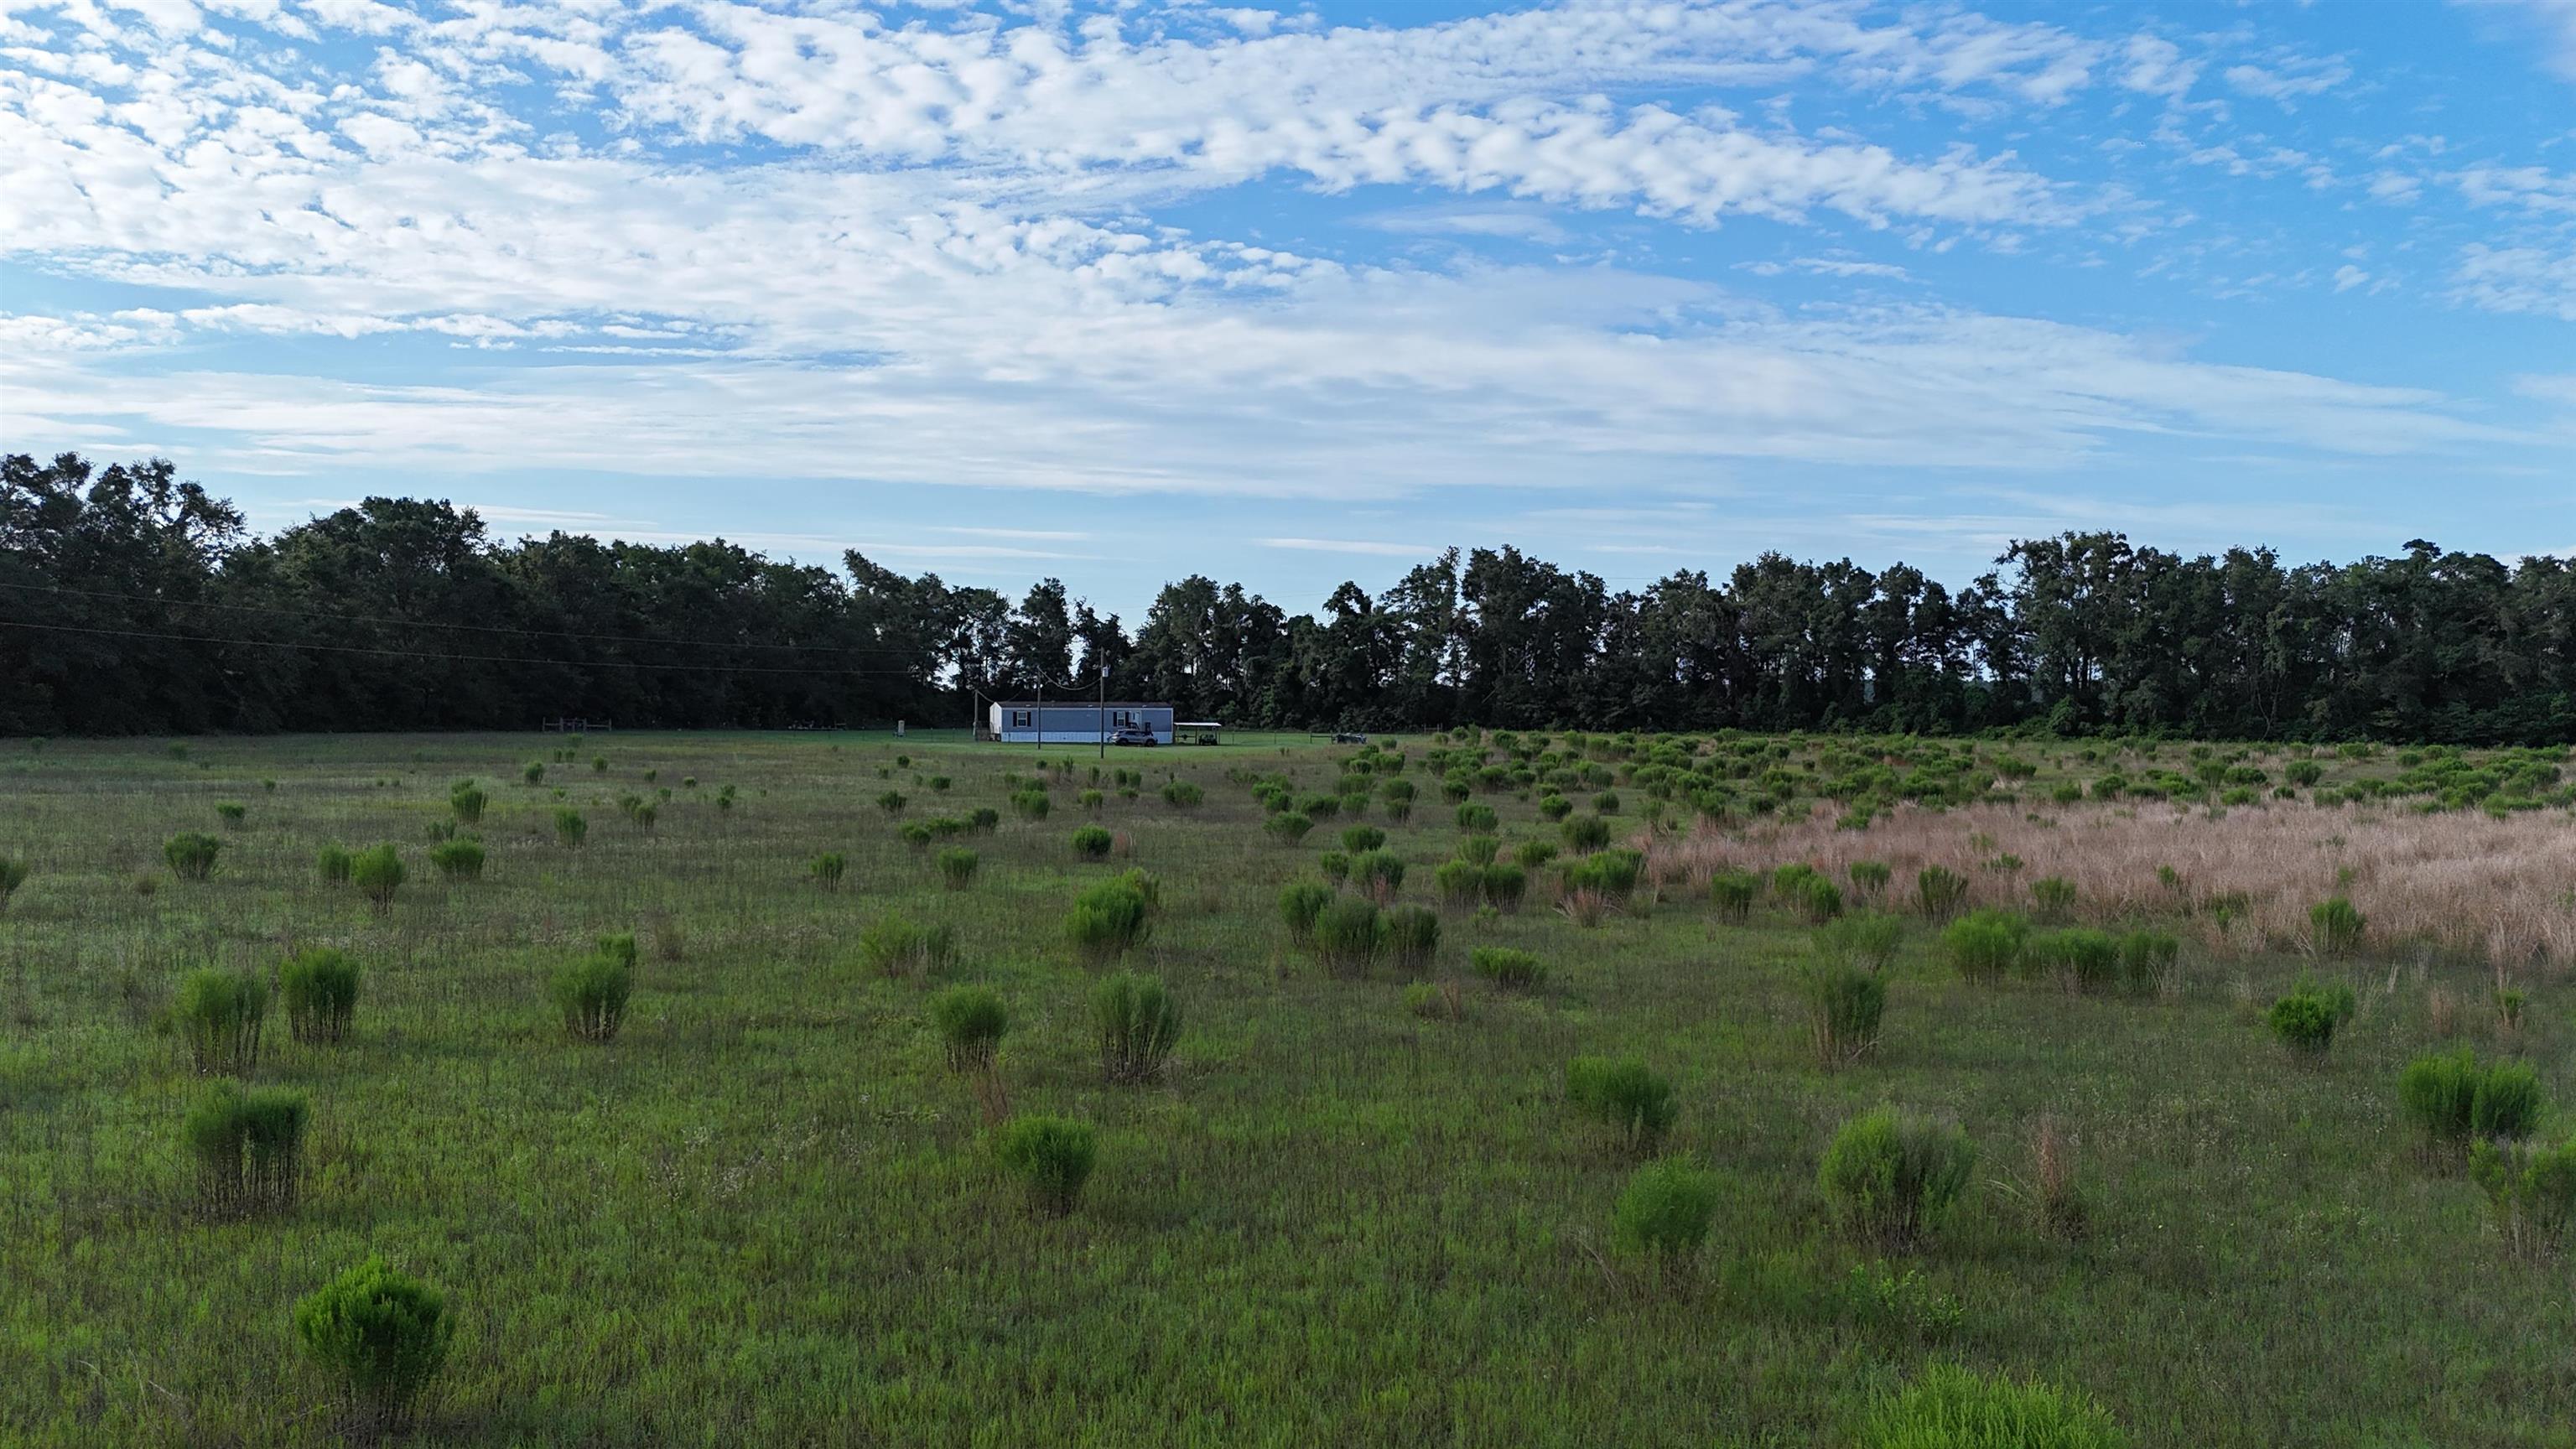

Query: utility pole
1098;665;1108;760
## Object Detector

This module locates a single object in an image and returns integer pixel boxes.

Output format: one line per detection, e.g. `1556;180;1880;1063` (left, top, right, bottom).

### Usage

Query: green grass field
1;730;2568;1446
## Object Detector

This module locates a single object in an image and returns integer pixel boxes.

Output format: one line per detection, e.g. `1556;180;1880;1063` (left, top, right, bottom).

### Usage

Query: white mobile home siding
987;703;1174;745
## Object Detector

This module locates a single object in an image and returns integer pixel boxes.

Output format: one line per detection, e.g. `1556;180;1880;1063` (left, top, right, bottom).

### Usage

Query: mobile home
984;700;1175;745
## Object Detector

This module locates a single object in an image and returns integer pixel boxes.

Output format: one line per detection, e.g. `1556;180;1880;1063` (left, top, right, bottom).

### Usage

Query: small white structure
984;700;1174;745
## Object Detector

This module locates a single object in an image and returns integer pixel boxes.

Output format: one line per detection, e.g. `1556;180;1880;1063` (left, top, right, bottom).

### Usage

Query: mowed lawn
1;730;2568;1447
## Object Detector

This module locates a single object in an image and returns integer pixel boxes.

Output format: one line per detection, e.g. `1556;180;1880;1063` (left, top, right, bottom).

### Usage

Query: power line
0;618;922;677
0;579;941;660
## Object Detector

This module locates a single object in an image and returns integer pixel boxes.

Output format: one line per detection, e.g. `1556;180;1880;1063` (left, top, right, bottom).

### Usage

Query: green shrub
1561;814;1612;852
553;808;586;848
930;985;1008;1071
2309;896;2366;958
1279;881;1333;943
2285;761;2324;787
1481;863;1527;911
1456;802;1498;833
1512;839;1557;870
1941;910;2026;985
551;953;633;1042
176;969;267;1075
1788;874;1845;924
1819;1106;1975;1249
1566;1055;1677;1150
1457;834;1502;866
1348;849;1406;898
595;932;638;968
2028;927;2119;993
969;807;1001;833
1709;870;1758;922
2266;986;2342;1057
2116;929;2178;994
1813;911;1903;972
1471;945;1545;990
1312;896;1384;974
1093;973;1182;1083
294;1256;452;1432
279;948;360;1046
874;788;906;815
523;761;544;785
184;1080;308;1216
215;801;247;829
315;844;353;885
1383;905;1441;974
2475;1061;2546;1141
2029;876;2077;920
1071;824;1114;860
449;784;487;823
1161;780;1204;808
1435;859;1484;906
1804;963;1886;1066
1859;1363;2128;1449
1847;860;1892;896
428;838;484;880
1613;1158;1718;1275
1916;866;1969;921
1265;811;1315;846
1078;788;1104;813
165;831;223;880
2470;1136;2576;1259
350;844;404;908
859;913;959;977
809;852;847;890
937;847;979;890
1067;879;1152;963
1340;825;1387;854
998;1115;1097;1216
1011;788;1051;822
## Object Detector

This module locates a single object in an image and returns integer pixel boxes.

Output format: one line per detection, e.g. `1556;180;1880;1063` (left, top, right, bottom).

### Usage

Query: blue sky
3;0;2572;620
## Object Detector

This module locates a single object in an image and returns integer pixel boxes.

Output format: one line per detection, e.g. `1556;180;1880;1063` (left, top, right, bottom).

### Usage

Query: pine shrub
2309;896;2366;958
1482;863;1527;911
1916;866;1969;921
1847;860;1892;896
1566;1055;1677;1150
1093;973;1181;1083
2266;985;2343;1057
1820;1106;1976;1249
428;838;484;880
176;969;267;1075
184;1081;308;1217
216;802;247;829
1279;881;1333;943
1456;802;1498;833
449;784;487;823
279;948;360;1046
809;852;847;890
1435;859;1484;907
1859;1363;2127;1449
165;831;223;880
1011;789;1051;822
2470;1136;2576;1259
1265;811;1314;846
1161;780;1204;808
1383;904;1441;974
937;847;979;890
1709;870;1758;922
1348;849;1405;899
1071;824;1114;860
859;913;958;977
350;844;403;908
1561;814;1612;852
1613;1157;1718;1276
294;1256;452;1433
1457;834;1502;866
930;985;1008;1072
1471;945;1545;990
553;808;586;848
551;952;633;1042
1067;879;1152;963
315;844;354;885
1341;825;1386;854
1804;963;1886;1065
2030;876;2078;921
1941;910;2026;984
1813;912;1904;973
998;1115;1097;1216
1311;896;1384;974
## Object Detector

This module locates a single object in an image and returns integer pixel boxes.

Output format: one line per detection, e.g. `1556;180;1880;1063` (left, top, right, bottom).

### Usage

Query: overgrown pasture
1;729;2570;1446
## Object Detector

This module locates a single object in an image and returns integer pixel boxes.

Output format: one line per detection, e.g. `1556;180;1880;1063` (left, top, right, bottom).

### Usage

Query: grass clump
1813;911;1903;973
1265;811;1315;846
930;985;1008;1072
1071;824;1114;860
1471;946;1545;991
1311;896;1385;975
553;808;586;848
449;783;487;823
184;1081;308;1218
428;838;484;880
998;1115;1097;1217
1383;904;1441;975
1566;1055;1677;1151
937;846;979;890
1093;973;1182;1083
1161;780;1204;808
315;844;353;885
2470;1136;2576;1259
1915;866;1969;922
2400;1049;2544;1152
1613;1158;1718;1279
1803;963;1887;1067
350;844;403;908
2309;896;2366;958
551;951;634;1042
859;913;958;978
279;948;360;1046
1859;1363;2127;1449
294;1256;453;1434
1709;870;1757;922
1279;881;1333;943
1820;1106;1975;1250
175;969;267;1075
2266;980;2351;1057
1941;910;2026;985
165;831;223;880
1067;879;1152;963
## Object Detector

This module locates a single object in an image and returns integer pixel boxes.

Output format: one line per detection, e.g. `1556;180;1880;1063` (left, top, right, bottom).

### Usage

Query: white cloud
2454;243;2576;319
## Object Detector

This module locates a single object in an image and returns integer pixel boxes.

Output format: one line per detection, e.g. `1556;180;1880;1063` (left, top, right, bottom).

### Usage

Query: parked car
1111;726;1160;746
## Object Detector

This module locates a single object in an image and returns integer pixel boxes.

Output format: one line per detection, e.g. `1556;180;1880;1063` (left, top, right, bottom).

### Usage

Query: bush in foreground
1613;1158;1718;1280
1093;973;1181;1083
314;844;353;886
184;1080;307;1217
2470;1136;2576;1259
428;838;485;880
998;1115;1097;1216
176;969;267;1075
1859;1363;2127;1449
165;831;223;881
1804;963;1887;1067
937;846;979;890
279;948;360;1046
2266;982;2350;1058
1067;879;1152;963
1820;1106;1975;1250
351;844;404;908
2400;1049;2543;1150
1567;1055;1677;1151
295;1257;453;1434
931;985;1008;1072
1471;946;1545;990
551;952;633;1042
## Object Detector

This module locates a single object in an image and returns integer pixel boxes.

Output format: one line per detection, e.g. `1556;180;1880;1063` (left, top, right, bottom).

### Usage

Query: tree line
5;452;2570;744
